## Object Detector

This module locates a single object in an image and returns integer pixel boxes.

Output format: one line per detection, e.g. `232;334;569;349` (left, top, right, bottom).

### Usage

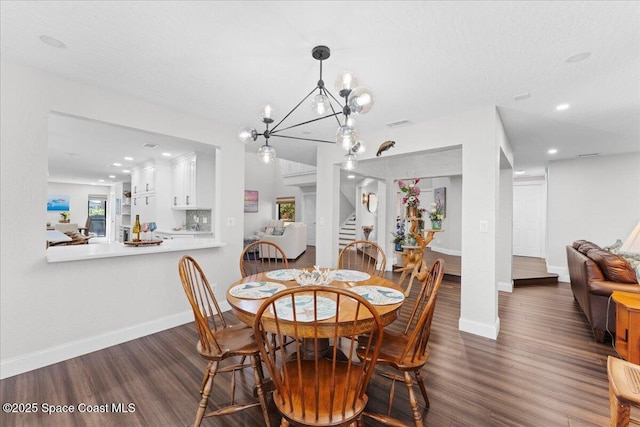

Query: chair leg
403;371;424;427
414;370;430;408
194;361;218;427
199;361;213;394
251;354;272;427
609;382;630;427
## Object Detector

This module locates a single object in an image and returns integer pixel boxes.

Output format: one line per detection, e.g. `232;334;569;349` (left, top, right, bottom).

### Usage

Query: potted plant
398;178;421;218
59;211;70;223
426;202;444;229
391;217;406;251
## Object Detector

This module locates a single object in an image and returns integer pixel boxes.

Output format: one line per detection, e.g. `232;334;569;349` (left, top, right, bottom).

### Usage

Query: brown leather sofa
566;240;640;342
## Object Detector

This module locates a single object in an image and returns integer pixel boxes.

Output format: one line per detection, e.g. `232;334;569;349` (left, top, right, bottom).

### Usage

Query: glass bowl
292;267;336;286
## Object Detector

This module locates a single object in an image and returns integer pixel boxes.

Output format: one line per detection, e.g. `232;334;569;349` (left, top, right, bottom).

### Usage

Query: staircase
339;213;357;251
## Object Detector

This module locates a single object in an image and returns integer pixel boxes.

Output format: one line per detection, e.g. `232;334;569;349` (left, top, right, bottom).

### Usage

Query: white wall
547;153;640;281
244;153;277;234
316;106;512;340
46;182;110;227
0;61;245;378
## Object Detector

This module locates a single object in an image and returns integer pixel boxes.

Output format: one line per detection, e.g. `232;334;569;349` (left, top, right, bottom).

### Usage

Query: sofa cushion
587;249;639;284
265;227;274;235
578;242;601;254
272;227;285;236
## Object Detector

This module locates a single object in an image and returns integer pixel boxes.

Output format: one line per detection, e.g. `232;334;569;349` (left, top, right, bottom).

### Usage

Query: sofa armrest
589;280;640;297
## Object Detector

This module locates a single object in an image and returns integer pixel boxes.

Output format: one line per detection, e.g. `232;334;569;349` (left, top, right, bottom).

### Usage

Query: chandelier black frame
239;45;374;169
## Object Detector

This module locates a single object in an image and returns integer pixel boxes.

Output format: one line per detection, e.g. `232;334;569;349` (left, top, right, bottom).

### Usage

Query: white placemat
333;270;371;282
272;295;337;322
229;282;286;299
265;269;297;281
349;286;405;305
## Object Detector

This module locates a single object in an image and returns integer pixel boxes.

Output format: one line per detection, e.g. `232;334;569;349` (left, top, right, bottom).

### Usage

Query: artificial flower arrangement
391;216;406;245
59;211;70;222
426;201;444;221
398;178;421;207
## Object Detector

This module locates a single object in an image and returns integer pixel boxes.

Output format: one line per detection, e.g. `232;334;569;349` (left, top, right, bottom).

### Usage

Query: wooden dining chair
337;240;387;276
178;255;271;427
358;258;445;427
253;286;385;427
608;355;640;427
240;240;289;278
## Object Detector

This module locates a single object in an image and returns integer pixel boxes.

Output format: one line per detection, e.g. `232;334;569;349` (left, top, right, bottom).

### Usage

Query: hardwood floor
0;246;620;426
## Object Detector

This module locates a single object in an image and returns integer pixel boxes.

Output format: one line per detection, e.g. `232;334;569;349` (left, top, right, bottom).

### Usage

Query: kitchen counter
155;229;212;236
46;239;226;263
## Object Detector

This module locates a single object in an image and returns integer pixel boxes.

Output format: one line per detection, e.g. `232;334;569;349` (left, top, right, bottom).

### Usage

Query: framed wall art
47;194;70;211
244;190;259;213
434;187;446;218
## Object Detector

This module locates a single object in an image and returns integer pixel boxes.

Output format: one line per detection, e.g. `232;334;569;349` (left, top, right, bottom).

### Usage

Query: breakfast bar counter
46;239;225;263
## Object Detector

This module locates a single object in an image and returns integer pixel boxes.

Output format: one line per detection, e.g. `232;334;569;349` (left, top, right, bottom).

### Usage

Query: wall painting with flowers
434;187;446;218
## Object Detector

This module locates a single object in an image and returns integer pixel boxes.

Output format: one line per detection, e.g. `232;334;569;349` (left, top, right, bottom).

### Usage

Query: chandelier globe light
257;144;276;164
342;152;358;171
239;45;374;170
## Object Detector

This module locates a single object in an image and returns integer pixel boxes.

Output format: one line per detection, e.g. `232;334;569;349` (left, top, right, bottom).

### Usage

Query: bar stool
608;355;640;426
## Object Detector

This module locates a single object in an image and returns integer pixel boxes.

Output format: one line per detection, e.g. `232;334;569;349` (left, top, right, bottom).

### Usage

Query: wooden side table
612;291;640;364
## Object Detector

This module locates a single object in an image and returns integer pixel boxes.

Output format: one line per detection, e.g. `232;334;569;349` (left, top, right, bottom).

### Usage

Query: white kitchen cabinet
132;193;156;224
132;164;155;195
171;152;214;209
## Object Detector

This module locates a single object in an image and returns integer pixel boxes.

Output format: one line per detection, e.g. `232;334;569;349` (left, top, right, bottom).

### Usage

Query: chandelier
239;45;374;170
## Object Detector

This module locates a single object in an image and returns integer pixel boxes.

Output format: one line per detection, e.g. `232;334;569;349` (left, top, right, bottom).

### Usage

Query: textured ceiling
1;1;638;183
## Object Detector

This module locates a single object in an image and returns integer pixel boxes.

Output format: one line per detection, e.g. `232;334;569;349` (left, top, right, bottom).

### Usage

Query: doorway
302;193;316;246
513;181;546;258
88;197;107;237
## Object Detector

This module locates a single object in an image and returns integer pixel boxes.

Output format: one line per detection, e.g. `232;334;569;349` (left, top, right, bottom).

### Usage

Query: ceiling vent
385;119;412;128
143;143;158;149
578;153;600;158
513;92;530;101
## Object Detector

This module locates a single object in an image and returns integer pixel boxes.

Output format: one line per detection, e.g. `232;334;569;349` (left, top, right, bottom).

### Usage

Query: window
276;197;295;222
88;196;107;237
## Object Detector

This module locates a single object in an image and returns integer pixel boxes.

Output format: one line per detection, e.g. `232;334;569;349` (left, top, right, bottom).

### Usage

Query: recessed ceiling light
39;35;66;49
513;93;530;101
98;179;105;182
143;143;158;149
347;174;355;179
108;175;116;179
123;169;131;173
113;162;122;167
548;148;558;154
565;52;591;63
124;156;133;161
162;152;172;157
514;170;526;175
556;103;570;111
65;152;80;158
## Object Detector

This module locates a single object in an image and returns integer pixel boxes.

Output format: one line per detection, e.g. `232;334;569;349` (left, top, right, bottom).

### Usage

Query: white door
513;183;545;257
302;193;316;246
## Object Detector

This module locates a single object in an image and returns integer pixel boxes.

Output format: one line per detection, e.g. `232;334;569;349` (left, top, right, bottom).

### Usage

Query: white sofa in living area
259;222;307;260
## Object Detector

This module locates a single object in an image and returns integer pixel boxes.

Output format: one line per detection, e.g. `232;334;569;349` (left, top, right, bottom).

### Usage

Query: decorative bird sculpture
376;140;396;157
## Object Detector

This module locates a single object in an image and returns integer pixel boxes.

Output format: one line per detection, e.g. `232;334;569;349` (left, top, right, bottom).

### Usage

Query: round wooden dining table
226;269;405;334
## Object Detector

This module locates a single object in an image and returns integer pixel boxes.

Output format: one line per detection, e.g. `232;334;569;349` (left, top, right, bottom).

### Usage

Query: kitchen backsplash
185;210;211;232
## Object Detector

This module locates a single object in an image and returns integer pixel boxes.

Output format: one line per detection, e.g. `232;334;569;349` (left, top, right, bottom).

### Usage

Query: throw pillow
578;242;600;254
265;227;275;235
272;227;285;236
573;240;589;249
587;249;639;284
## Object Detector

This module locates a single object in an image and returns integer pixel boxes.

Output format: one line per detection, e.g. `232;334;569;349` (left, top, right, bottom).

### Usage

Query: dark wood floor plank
1;246;618;426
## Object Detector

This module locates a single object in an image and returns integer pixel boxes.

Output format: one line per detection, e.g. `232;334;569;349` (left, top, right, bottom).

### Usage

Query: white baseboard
547;264;569;283
0;309;201;380
459;316;500;340
498;281;513;293
429;246;462;256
